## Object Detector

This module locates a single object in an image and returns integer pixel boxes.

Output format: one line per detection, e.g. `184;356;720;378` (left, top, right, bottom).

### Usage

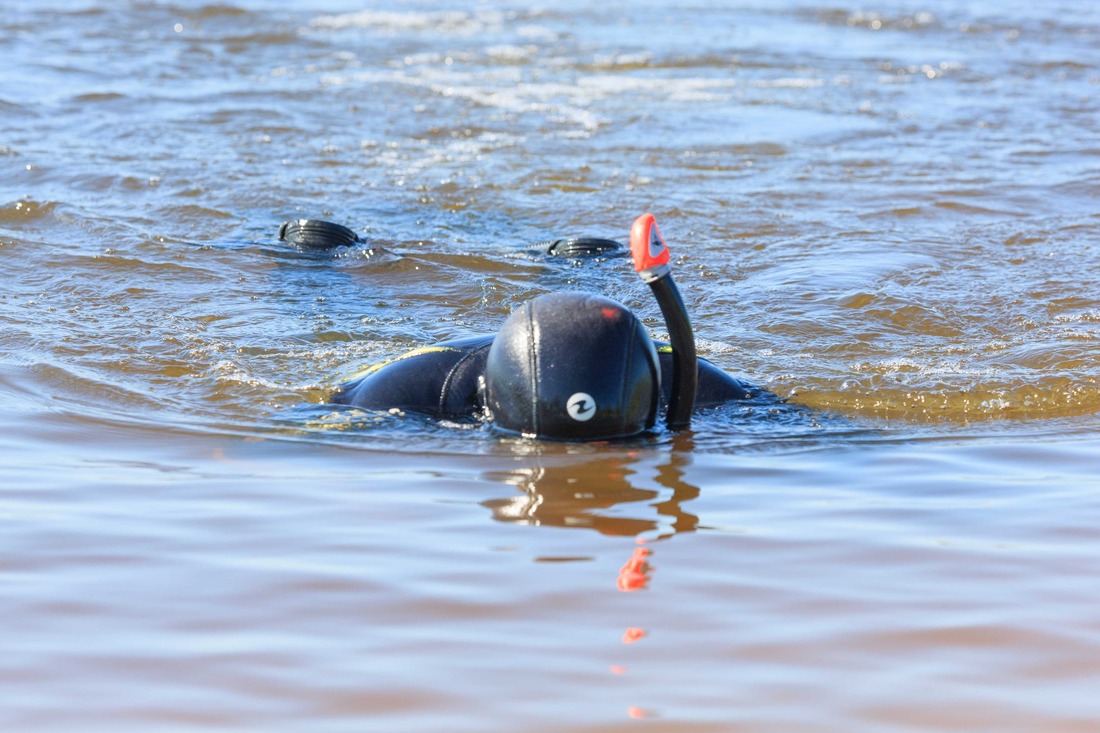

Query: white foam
310;9;507;36
753;78;825;89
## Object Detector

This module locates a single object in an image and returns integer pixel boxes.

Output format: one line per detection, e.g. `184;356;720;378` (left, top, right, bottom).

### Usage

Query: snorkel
630;213;698;430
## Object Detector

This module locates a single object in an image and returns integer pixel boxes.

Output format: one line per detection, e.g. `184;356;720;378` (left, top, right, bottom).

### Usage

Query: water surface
2;1;1100;730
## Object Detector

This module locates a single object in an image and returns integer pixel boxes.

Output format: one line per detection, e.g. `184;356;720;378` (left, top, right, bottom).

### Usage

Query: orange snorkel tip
630;212;671;282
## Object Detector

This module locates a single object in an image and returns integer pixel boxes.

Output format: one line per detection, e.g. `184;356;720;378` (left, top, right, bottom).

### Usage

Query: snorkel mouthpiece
629;213;698;431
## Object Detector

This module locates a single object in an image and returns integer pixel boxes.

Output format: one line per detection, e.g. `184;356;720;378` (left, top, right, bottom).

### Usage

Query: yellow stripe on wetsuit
341;345;460;382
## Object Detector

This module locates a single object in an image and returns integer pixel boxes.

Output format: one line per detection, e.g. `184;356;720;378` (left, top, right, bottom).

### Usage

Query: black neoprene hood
483;292;661;440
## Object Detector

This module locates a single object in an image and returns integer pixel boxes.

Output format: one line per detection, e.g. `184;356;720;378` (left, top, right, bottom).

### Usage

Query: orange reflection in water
482;440;700;723
614;541;655;718
616;545;652;592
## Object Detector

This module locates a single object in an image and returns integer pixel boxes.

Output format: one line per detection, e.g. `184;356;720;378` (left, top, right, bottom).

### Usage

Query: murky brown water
3;1;1100;730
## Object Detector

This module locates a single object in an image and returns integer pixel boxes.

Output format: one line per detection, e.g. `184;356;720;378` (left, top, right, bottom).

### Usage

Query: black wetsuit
333;335;755;418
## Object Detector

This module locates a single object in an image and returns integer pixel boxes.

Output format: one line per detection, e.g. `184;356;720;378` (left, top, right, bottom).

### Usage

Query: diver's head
483;291;661;441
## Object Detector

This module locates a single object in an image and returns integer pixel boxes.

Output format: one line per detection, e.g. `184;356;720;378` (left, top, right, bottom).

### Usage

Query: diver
280;214;761;441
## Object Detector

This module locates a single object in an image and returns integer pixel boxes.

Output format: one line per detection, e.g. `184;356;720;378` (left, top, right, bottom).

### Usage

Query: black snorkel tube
630;213;698;431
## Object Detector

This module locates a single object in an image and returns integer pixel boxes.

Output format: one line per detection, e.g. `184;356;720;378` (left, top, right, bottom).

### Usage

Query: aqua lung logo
566;392;596;422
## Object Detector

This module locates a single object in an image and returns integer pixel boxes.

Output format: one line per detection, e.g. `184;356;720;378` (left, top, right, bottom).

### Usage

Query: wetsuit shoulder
655;345;755;407
333;335;492;417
